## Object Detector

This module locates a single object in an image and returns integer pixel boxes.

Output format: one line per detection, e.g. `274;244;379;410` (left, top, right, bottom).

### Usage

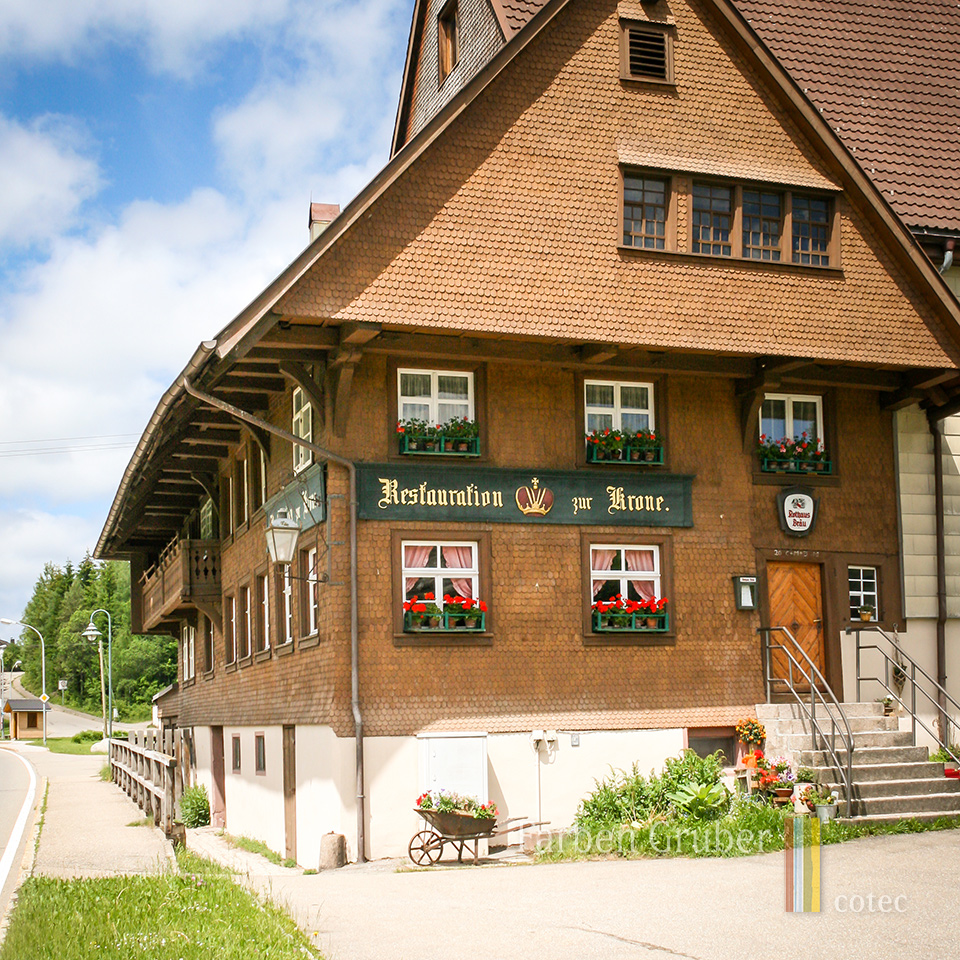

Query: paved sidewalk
184;823;960;960
16;745;175;878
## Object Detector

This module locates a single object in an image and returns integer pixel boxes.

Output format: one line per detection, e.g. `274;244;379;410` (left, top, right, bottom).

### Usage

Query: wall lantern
265;509;301;565
733;576;758;611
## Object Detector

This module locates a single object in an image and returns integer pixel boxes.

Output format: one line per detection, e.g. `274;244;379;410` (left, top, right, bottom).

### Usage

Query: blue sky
0;0;413;623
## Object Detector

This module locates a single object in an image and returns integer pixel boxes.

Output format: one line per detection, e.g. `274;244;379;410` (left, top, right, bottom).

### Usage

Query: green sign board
356;463;693;527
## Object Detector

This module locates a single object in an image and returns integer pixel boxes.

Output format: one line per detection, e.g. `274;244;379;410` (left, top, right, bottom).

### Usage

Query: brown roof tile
734;0;960;232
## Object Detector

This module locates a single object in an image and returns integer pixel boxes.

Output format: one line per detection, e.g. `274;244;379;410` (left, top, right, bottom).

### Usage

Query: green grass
42;737;105;755
0;851;319;960
223;833;298;869
536;798;960;862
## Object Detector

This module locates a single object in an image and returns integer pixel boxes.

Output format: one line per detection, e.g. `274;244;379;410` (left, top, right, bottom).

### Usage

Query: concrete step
842;776;960;799
800;744;927;767
849;793;960;816
762;715;900;736
816;760;948;783
756;702;884;720
766;730;909;753
844;810;960;827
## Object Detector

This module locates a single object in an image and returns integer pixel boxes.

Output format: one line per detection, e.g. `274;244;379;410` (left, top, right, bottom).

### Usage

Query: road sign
58;680;67;690
39;694;49;702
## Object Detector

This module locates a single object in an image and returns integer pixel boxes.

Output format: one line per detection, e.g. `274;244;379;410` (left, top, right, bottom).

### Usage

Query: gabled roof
3;698;49;713
97;0;960;559
736;0;960;234
493;0;550;36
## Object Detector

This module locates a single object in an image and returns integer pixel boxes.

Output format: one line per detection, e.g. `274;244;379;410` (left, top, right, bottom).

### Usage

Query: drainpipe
927;412;949;742
181;380;366;863
940;239;955;275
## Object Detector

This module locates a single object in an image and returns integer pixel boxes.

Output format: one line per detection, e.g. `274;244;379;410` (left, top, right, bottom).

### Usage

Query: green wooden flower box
400;433;481;456
592;611;669;632
760;457;832;475
404;611;486;632
586;444;664;465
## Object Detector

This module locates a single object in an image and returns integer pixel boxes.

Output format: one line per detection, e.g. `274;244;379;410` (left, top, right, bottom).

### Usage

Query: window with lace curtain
590;544;661;604
402;540;478;605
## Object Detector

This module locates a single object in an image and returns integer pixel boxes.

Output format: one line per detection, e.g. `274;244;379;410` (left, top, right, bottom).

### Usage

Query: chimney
309;202;341;243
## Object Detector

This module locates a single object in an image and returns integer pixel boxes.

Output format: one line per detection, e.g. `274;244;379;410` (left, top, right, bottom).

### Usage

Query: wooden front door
282;725;297;862
766;562;825;688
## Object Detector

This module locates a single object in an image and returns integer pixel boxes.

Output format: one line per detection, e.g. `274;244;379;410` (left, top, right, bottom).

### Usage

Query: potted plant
735;717;766;752
396;417;430;452
810;786;840;822
403;594;443;630
461;597;488;629
858;603;875;622
586;429;607;460
638;596;669;628
876;695;895;716
440;415;480;453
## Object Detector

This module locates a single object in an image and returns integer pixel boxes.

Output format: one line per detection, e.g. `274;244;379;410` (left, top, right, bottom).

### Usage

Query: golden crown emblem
515;477;554;517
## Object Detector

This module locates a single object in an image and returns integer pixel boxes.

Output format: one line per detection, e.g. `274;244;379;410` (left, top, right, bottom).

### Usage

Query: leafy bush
179;785;210;828
71;729;103;743
575;749;728;829
667;781;730;821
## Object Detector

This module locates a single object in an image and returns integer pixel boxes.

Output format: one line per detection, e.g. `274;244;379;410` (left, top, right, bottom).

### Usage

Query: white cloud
0;0;293;76
0;114;100;251
0;508;102;622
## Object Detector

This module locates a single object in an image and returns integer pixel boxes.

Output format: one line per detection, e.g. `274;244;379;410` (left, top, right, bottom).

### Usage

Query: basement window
620;21;674;83
438;0;459;84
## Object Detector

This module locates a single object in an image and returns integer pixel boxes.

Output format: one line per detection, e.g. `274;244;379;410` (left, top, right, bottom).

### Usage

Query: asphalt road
0;749;35;923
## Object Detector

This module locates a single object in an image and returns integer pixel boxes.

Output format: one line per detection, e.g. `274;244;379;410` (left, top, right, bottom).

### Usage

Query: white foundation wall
222;725;286;855
840;622;960;752
191;725;215;811
187;722;691;863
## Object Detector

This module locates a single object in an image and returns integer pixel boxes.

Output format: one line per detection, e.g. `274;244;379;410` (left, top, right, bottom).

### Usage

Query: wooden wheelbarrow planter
408;809;547;865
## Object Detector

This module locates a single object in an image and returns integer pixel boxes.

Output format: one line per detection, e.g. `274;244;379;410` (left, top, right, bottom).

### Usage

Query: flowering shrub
757;432;825;463
735;717;766;744
591;595;669;619
443;594;488;621
402;593;442;626
586;427;625;453
416;790;498;819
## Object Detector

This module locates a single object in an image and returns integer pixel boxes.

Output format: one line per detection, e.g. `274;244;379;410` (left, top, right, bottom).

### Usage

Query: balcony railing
141;539;220;630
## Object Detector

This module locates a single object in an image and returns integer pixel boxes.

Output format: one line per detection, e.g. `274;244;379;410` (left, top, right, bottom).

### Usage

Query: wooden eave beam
327;339;363;438
190;473;220;510
182;427;242;444
279;360;325;417
210;391;270;411
339;321;381;345
246;347;332;363
580;343;620;364
257;326;339;349
230;361;284;376
215;375;286;393
245;423;271;461
170;442;228;459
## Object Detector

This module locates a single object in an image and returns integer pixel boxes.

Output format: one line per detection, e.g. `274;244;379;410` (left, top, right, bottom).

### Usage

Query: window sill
394;632;493;648
276;641;295;657
254;648;272;662
203;669;215;681
583;633;676;647
225;662;238;673
238;655;253;668
619;76;677;90
616;245;844;277
181;677;196;689
299;634;321;649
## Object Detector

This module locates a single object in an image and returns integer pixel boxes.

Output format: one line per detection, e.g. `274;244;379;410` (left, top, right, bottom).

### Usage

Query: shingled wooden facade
97;0;960;862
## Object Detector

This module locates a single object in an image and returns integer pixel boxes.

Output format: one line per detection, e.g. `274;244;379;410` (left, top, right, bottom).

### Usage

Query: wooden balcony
141;539;220;631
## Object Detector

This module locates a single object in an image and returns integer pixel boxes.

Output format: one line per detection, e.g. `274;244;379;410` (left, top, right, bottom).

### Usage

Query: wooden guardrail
110;729;185;836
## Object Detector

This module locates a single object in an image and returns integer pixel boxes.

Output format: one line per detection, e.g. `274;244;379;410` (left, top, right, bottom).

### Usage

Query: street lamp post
82;610;113;739
0;640;7;739
0;618;46;745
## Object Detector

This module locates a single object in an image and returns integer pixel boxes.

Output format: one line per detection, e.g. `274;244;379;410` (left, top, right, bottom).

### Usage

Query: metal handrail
852;624;960;768
760;626;855;817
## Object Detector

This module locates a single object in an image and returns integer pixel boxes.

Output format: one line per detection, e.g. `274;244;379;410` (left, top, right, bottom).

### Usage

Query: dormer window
438;0;459;84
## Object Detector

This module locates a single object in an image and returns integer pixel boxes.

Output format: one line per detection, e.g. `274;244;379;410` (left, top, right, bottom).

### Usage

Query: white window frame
589;543;661;602
292;387;313;474
256;573;270;651
239;585;251;659
401;539;479;604
398;368;474;426
282;567;294;644
760;393;823;443
305;546;319;636
241;458;250;523
226;595;237;664
181;623;195;680
848;566;879;619
584;380;655;433
227;474;236;534
260;448;268;505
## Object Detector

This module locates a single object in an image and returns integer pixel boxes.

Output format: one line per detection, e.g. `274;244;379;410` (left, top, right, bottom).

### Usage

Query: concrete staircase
756;701;960;823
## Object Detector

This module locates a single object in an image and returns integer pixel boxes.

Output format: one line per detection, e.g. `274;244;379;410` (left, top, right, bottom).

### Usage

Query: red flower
413;603;426;613
396;422;405;434
424;593;435;601
479;601;488;612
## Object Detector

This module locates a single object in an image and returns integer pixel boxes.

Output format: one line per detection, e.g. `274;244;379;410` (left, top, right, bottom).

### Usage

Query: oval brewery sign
777;487;819;538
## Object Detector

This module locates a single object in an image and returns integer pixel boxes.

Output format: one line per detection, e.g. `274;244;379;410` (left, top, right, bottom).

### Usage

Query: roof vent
628;28;667;79
309;202;341;242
